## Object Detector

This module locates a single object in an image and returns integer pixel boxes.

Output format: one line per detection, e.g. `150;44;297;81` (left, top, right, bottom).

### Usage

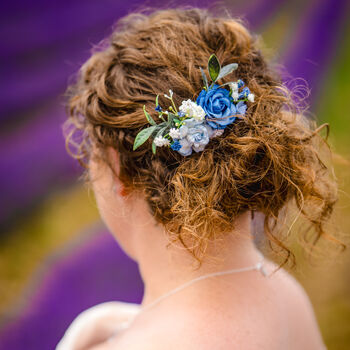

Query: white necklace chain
140;250;268;314
108;250;269;342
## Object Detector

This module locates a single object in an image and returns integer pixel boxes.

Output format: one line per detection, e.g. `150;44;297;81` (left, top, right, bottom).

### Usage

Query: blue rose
186;123;210;153
196;84;237;130
171;118;210;156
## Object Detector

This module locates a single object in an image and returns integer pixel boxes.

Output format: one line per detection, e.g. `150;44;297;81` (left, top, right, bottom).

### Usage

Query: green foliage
217;63;238;81
143;105;156;126
152;140;157;154
208;54;221;82
133;125;157;150
207;54;238;84
200;67;209;89
167;112;177;124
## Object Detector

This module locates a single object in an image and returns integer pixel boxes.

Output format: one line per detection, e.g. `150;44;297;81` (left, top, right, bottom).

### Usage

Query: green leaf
143;105;156;126
155;94;159;107
208;54;221;82
216;63;238;81
155;125;168;138
151;123;167;137
200;67;208;89
152;141;157;154
133;125;157;150
167;112;177;124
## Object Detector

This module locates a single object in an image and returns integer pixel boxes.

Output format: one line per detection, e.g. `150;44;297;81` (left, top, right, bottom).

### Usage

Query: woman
57;7;339;349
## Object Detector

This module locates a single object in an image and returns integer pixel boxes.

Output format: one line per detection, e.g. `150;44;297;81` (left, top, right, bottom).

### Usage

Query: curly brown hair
64;7;345;271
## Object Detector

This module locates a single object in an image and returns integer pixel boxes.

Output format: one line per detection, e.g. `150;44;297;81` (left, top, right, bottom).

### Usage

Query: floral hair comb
133;54;254;156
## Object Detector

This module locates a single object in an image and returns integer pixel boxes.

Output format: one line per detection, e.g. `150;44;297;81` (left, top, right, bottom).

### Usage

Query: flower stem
159;112;167;122
170;97;178;113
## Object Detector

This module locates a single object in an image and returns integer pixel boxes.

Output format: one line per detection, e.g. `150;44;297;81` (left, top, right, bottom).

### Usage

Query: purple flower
196;84;237;130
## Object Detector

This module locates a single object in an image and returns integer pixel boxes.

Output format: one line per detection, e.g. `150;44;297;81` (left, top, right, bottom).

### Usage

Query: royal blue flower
239;87;250;99
170;140;182;151
237;79;244;88
196;84;237;130
155;105;162;112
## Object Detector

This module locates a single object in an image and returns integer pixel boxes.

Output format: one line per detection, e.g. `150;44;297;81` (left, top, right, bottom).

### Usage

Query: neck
130;209;262;310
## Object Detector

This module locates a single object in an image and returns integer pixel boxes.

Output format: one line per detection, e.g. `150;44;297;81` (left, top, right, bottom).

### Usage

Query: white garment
56;301;141;350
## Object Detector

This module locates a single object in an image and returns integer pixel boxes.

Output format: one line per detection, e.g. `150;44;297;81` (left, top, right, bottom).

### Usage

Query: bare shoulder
264;260;327;349
56;301;141;350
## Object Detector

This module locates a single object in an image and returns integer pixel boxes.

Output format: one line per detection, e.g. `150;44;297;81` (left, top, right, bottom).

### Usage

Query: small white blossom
154;136;170;147
248;93;255;102
169;128;181;139
164;89;173;99
230;82;238;91
231;91;239;101
179;99;206;121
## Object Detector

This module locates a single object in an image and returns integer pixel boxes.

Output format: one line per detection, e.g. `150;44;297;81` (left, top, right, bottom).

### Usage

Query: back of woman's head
64;7;344;269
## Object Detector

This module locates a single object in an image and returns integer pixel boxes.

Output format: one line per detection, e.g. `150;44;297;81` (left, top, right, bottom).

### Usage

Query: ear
106;147;128;197
106;147;121;178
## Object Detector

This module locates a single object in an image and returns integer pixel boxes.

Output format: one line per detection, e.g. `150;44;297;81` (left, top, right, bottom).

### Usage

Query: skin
67;146;327;350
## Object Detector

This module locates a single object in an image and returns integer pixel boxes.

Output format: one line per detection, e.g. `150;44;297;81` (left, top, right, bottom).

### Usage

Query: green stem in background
164;133;172;139
159;113;167;122
170;97;178;113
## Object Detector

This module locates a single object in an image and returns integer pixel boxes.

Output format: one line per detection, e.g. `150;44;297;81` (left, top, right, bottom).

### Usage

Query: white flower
186;123;210;152
178;138;193;156
230;82;238;91
231;91;239;101
164;89;173;99
169;128;181;139
178;125;188;138
248;93;255;102
181;118;202;128
179;99;206;121
154;136;170;147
